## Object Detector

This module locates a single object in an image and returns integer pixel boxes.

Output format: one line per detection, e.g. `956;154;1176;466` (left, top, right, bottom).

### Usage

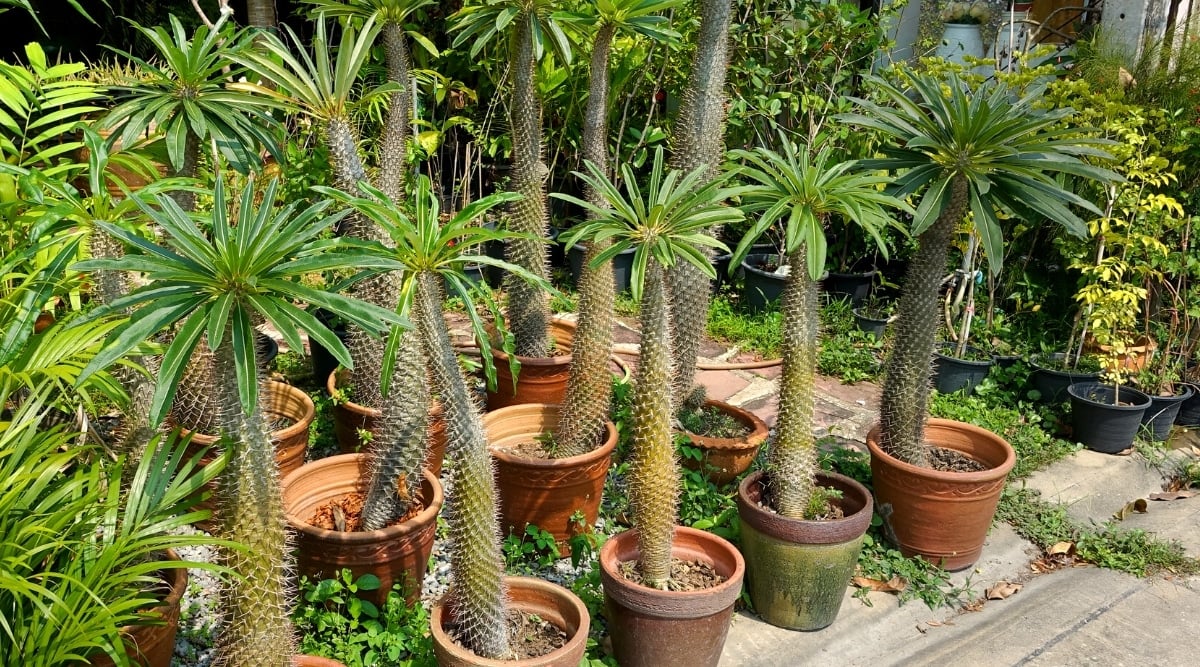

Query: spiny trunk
630;260;678;589
667;0;734;414
556;25;616;458
414;271;510;659
169;130;201;212
360;327;429;531
771;252;819;518
504;11;552;358
880;177;969;467
211;330;293;665
246;0;278;29
379;22;413;203
171;339;221;434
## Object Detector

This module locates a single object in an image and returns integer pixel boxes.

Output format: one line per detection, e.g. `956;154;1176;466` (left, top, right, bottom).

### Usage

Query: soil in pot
430;576;589;667
485;319;576;410
737;470;873;631
484;403;617;556
88;552;186;667
1068;383;1151;454
282;454;444;605
599;526;745;667
866;419;1015;571
677;400;769;485
1141;384;1194;441
1029;352;1103;403
932;344;994;395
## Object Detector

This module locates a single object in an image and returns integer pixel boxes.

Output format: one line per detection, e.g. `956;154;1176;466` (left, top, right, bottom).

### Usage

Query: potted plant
726;137;904;630
936;1;992;72
852;292;895;339
76;177;406;665
325;175;589;664
840;70;1116;570
562;148;745;667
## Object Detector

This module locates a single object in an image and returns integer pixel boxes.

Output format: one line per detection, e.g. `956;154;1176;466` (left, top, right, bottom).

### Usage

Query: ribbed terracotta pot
281;454;444;605
737;470;872;631
183;381;314;532
485;320;576;410
866;418;1016;571
293;657;347;667
483;403;616;555
89;550;186;667
326;370;449;477
678;399;769;485
431;577;589;667
599;526;745;667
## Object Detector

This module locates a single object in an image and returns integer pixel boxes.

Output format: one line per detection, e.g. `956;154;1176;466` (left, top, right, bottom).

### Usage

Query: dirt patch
308;491;423;532
497;437;554;459
679;405;751;439
928;446;988;473
618;558;726;592
445;609;568;660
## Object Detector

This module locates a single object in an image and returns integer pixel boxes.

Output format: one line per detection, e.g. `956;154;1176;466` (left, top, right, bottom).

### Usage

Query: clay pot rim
429;576;590;667
281;454;444;544
1067;382;1152;411
326;369;445;419
486;319;577;367
146;548;187;618
292;656;347;667
181;380;315;445
865;418;1016;484
599;525;746;609
485;403;618;468
736;470;873;544
679;399;769;450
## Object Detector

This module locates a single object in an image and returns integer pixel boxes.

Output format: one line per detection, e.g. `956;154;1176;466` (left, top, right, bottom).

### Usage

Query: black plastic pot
1068;383;1151;454
1029;353;1103;403
852;308;889;339
714;243;774;290
992;354;1021;369
1142;385;1194;441
932;344;993;395
309;308;349;387
823;268;876;304
1174;382;1200;426
742;254;788;312
568;243;636;293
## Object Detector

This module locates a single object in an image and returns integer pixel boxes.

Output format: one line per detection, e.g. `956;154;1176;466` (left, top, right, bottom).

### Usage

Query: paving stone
697;370;750;403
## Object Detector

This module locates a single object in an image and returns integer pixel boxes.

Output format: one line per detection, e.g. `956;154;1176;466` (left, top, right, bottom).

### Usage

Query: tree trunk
772;251;820;518
246;0;278;30
379;22;413;203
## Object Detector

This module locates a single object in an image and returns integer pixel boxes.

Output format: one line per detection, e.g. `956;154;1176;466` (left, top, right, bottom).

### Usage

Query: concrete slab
1023;450;1177;527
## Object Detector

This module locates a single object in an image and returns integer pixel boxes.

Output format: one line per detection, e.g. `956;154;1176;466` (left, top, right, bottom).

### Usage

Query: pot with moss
840;71;1116;570
727;136;903;627
677;399;768;485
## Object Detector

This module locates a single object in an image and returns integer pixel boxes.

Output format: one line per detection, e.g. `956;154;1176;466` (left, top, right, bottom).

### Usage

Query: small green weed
706;294;782;357
818;299;883;383
677;440;740;542
502;524;561;571
929;391;1077;478
272;350;312;384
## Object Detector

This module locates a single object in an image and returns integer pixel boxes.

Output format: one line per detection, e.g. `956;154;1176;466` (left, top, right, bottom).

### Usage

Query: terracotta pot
293;657;347;667
326;369;449;477
678;399;769;485
89;550;186;667
430;577;589;667
183;381;314;532
483;403;616;555
866;418;1016;571
1082;334;1158;371
737;471;872;631
485;320;576;410
599;526;745;667
281;454;444;605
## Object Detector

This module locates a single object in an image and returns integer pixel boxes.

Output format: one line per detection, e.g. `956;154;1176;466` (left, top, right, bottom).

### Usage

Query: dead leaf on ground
851;576;907;593
1112;498;1148;521
985;581;1023;600
962;598;985;612
925;619;954;627
1048;541;1075;556
1150;490;1195;501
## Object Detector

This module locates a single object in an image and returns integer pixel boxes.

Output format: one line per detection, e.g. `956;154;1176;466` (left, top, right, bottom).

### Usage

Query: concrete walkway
693;346;1200;667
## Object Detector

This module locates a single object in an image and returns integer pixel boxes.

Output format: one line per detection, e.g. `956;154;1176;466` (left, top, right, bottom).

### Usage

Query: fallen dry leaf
985;581;1023;600
851;576;907;593
1150;490;1195;501
1112;498;1148;521
962;598;985;612
1048;541;1075;556
925;619;954;628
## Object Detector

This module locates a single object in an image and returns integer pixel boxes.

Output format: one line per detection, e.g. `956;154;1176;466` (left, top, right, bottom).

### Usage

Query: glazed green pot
736;470;873;631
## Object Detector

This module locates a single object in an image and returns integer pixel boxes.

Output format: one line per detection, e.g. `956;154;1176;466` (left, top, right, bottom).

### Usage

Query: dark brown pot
737;470;872;630
485;320;576;411
678;399;769;485
281;454;444;605
483;403;616;555
326;369;449;477
866;418;1016;571
89;550;186;667
430;576;589;667
183;381;314;532
599;526;745;667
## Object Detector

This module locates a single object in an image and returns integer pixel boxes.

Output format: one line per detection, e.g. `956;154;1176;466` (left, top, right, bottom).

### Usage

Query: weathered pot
678;399;769;485
599;526;745;667
326;369;449;477
89;550;186;667
485;319;576;410
483;403;616;555
183;381;314;532
736;471;873;631
1141;384;1193;441
1082;334;1157;372
430;576;589;667
281;454;443;605
866;418;1015;571
1068;383;1151;454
